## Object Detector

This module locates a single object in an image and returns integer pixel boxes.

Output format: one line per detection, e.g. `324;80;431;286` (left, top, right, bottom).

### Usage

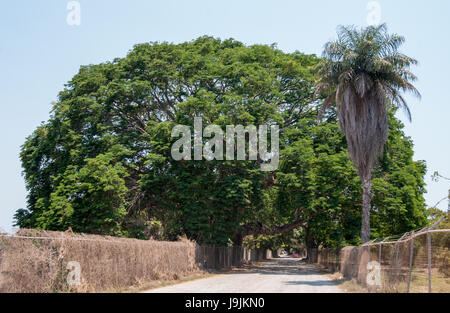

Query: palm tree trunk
361;174;372;243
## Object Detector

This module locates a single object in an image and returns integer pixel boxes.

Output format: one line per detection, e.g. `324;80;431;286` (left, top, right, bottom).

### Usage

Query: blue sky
0;0;449;232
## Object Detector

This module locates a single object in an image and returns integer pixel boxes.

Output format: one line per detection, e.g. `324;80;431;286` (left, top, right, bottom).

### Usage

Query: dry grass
324;271;368;293
325;267;450;293
121;272;216;293
0;229;201;293
314;263;366;293
403;270;450;293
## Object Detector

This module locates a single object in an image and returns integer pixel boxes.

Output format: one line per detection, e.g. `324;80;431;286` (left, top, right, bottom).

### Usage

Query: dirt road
146;258;342;293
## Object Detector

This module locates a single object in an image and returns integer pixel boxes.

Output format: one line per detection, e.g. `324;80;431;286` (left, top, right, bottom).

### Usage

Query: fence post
427;232;432;293
407;233;414;293
378;243;382;264
394;241;401;285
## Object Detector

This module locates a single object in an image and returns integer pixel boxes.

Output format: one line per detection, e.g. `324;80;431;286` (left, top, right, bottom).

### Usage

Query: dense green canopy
15;36;428;247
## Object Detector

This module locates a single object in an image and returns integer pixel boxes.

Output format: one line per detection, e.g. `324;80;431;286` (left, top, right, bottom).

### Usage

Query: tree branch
242;216;306;237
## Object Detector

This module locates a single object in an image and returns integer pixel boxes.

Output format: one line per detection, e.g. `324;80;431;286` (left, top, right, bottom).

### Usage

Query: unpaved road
146;258;341;293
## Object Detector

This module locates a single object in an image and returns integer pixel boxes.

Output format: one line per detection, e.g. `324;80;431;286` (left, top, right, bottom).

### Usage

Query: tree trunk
361;175;372;243
305;228;314;264
232;232;243;246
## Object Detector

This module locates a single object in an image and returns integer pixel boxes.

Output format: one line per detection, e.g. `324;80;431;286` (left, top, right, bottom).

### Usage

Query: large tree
15;37;319;244
317;24;421;243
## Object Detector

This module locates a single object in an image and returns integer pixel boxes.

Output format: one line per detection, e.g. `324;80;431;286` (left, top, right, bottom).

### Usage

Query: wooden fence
195;245;268;270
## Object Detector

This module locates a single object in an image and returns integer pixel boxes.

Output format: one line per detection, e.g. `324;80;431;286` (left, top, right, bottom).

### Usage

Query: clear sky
1;0;449;233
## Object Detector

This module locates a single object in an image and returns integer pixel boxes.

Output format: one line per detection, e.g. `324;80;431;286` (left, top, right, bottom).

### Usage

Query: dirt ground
145;257;342;293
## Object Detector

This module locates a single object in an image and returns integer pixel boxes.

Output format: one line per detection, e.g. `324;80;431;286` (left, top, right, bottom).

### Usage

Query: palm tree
317;24;420;243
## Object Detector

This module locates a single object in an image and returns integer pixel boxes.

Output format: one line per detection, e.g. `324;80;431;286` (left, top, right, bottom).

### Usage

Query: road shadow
229;258;333;277
284;280;340;286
